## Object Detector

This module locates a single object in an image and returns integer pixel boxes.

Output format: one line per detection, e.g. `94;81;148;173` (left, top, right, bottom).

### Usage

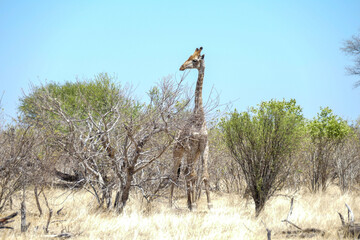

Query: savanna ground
1;185;357;240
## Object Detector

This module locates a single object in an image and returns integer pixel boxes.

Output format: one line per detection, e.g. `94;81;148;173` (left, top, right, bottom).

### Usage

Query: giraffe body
169;47;212;210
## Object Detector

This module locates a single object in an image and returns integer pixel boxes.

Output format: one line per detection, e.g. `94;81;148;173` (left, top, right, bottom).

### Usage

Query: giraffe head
179;47;205;71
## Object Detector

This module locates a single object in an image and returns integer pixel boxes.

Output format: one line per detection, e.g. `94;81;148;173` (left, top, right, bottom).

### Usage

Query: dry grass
0;186;358;239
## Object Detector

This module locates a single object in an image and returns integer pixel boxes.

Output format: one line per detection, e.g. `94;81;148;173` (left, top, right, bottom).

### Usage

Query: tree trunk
255;200;265;217
101;186;112;209
21;186;27;232
114;167;133;214
34;186;42;216
253;190;266;217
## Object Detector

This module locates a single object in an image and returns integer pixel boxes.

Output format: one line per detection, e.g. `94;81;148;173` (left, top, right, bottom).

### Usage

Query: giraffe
169;47;212;210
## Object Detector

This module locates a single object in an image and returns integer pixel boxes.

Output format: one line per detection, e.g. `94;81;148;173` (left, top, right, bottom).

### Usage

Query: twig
0;212;18;225
261;220;272;240
50;220;67;224
287;197;294;220
242;223;254;233
281;219;302;230
0;226;13;229
338;212;345;226
56;207;64;215
44;233;72;238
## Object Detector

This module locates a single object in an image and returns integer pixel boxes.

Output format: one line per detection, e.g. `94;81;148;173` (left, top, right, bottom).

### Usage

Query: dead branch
56;207;64;215
0;226;14;229
281;197;325;238
44;233;72;238
281;219;302;231
287;197;294;220
0;212;18;230
338;212;345;226
338;203;360;239
345;203;354;223
55;169;83;183
281;197;301;230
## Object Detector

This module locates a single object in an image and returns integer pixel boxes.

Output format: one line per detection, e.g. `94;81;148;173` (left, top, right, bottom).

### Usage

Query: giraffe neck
194;65;205;123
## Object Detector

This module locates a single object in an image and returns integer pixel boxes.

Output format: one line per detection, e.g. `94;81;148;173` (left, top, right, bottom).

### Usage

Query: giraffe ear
201;54;205;59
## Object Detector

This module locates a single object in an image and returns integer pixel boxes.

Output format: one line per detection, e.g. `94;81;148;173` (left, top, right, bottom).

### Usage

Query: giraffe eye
192;59;198;63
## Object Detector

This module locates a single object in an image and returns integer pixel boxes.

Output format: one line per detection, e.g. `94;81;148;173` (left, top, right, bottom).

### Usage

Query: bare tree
333;137;360;192
207;125;243;194
341;31;360;88
0;126;37;213
0;99;54;234
24;75;192;213
302;138;336;192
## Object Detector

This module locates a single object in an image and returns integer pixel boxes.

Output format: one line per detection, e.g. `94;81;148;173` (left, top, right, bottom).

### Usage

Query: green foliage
305;107;354;192
221;99;304;160
308;107;352;142
19;73;140;122
355;118;360;136
220;99;304;216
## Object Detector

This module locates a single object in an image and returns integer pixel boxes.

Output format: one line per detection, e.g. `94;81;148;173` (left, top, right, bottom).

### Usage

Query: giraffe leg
190;175;197;210
169;143;184;208
185;165;192;211
194;155;203;202
200;139;212;210
184;164;197;211
185;150;199;211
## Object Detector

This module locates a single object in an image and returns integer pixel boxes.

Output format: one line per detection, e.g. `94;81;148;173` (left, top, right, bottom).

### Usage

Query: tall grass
0;186;358;239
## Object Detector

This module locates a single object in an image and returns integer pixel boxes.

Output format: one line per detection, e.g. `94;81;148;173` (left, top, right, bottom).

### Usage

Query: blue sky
0;1;359;122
